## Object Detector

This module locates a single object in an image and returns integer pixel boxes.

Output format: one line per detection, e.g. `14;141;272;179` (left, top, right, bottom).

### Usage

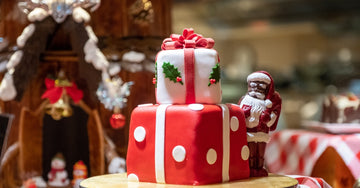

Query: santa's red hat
247;71;274;107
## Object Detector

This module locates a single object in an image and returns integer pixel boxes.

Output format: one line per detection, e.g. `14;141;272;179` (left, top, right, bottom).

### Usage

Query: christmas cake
321;93;360;123
126;28;250;185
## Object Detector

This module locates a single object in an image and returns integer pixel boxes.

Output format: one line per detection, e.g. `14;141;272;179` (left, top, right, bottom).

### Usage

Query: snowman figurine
47;153;70;187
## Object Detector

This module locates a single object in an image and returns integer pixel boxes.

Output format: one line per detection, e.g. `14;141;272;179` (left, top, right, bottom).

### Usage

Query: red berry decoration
110;113;126;129
176;76;182;82
152;77;156;84
210;78;216;85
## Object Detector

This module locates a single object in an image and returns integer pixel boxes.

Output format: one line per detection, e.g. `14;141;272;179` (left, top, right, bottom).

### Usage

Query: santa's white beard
240;94;266;128
249;91;265;100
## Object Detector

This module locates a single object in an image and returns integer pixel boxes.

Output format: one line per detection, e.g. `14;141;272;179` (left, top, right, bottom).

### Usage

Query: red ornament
210;79;216;84
176;77;182;82
152;78;156;84
110;113;126;129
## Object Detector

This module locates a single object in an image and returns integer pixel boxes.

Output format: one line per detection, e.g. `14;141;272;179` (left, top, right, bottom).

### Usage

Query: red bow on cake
161;28;215;50
41;78;83;104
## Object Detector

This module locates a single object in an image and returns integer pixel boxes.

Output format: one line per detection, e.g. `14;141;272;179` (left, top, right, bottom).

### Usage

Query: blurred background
172;0;360;129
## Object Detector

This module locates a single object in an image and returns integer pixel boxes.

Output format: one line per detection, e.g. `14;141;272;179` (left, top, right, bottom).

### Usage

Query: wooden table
80;173;298;188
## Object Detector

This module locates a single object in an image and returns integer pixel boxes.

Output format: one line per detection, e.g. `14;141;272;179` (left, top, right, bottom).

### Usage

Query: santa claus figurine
239;71;281;177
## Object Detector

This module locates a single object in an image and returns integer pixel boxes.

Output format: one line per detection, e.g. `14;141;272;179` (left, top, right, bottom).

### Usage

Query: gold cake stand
80;173;298;188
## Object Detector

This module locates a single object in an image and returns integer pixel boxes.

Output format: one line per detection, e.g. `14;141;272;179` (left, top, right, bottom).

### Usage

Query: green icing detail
208;63;220;86
162;62;183;85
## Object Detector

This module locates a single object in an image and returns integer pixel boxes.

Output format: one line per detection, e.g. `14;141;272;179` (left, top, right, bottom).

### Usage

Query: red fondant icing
184;48;195;104
126;104;250;185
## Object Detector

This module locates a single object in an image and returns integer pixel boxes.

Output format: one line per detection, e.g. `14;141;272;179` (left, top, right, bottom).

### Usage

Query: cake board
80;173;298;188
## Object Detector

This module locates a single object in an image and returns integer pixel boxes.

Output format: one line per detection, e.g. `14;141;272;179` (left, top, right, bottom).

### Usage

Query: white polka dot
188;104;204;111
128;173;139;182
241;145;250;161
172;145;186;162
206;148;217;165
230;116;239;132
134;126;146;142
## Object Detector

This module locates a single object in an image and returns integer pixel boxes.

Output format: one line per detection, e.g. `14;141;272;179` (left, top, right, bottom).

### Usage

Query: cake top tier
155;28;222;105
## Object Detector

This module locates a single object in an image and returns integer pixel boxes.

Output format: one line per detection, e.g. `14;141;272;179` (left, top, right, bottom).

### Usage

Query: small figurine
71;160;88;188
239;71;281;177
47;153;70;187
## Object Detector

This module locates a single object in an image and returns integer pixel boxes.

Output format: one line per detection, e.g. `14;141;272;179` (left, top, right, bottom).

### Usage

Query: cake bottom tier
127;104;250;185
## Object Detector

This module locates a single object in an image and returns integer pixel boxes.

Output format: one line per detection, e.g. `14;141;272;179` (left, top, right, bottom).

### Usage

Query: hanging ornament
41;71;84;120
129;0;154;26
96;74;133;129
109;107;126;129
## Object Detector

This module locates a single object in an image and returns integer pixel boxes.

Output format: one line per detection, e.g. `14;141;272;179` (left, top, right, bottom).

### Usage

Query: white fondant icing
156;49;221;104
230;116;239;132
172;145;186;162
188;104;204;111
6;51;23;70
241;145;250;161
134;126;146;142
206;148;217;165
108;63;121;76
85;26;98;43
137;103;153;107
28;8;49;22
17;24;35;48
0;72;16;101
155;104;170;183
247;132;271;143
219;104;230;182
122;51;146;63
72;7;90;23
108;157;126;174
84;40;109;70
247;72;271;84
128;173;139;182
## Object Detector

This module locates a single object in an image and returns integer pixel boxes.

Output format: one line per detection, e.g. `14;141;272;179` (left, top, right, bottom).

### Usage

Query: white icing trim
17;24;35;48
0;72;16;101
219;104;230;182
122;51;146;63
72;7;90;23
28;8;49;22
247;132;270;143
137;103;153;107
155;104;170;183
6;51;23;70
84;39;109;71
247;72;271;84
85;25;98;43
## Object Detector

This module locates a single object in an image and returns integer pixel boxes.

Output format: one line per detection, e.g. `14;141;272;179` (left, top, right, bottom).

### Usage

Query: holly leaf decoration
208;63;220;86
154;61;158;88
162;62;183;85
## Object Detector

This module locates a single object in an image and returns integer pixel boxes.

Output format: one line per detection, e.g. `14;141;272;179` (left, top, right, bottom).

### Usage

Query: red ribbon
161;28;215;104
161;28;214;50
41;78;84;104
